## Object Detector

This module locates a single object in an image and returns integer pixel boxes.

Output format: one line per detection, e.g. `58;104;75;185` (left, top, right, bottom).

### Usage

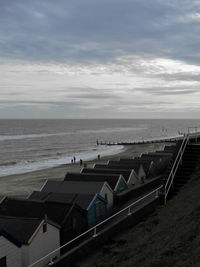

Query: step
183;153;200;157
167;192;177;199
173;181;188;186
187;144;200;149
177;169;195;173
170;189;180;195
178;163;197;169
176;171;194;177
174;175;191;180
173;183;186;189
182;154;198;158
176;169;195;174
186;144;200;149
185;148;200;152
173;179;190;185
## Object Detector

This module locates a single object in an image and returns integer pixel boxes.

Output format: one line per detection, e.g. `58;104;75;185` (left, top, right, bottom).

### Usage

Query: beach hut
64;172;128;194
140;153;170;160
0;215;60;267
40;180;114;210
81;167;136;187
28;191;107;228
140;153;171;176
0;197;87;245
118;158;155;178
104;160;147;184
164;145;176;152
93;164;141;185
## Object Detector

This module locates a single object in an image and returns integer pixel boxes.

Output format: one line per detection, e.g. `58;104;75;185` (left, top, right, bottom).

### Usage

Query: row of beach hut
0;144;176;267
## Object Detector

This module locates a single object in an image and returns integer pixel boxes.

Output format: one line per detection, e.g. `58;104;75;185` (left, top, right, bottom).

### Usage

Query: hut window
95;201;102;217
43;223;47;233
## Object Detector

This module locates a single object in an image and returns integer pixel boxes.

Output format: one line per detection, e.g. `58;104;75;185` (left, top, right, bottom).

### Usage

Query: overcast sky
1;0;200;119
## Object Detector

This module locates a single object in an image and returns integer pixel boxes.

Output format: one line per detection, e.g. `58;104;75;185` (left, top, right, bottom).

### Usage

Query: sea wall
51;198;159;267
115;176;162;206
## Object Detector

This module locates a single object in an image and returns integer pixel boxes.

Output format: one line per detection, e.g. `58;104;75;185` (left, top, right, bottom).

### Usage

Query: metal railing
164;133;189;204
164;126;200;204
27;185;163;267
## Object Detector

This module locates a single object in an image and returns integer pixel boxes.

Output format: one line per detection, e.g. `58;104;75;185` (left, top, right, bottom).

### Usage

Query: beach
0;142;172;197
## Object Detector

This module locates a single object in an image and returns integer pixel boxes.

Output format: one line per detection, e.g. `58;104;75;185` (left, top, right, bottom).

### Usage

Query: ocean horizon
0;118;200;177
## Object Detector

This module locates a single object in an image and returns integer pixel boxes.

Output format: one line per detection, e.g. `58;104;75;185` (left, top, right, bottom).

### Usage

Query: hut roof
0;197;75;225
81;168;132;181
41;180;110;194
0;216;43;245
64;172;122;190
28;191;101;210
94;164;140;172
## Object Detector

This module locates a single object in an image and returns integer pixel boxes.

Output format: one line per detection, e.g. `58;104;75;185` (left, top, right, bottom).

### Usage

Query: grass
79;161;200;267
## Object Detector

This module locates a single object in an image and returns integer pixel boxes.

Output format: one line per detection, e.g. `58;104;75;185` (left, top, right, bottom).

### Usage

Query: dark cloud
0;0;199;63
135;87;199;96
156;73;200;82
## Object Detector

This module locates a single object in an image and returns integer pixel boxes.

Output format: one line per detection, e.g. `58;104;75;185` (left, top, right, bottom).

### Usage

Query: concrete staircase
166;144;200;199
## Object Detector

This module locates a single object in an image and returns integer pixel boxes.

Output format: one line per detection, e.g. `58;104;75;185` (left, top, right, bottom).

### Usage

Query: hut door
0;256;6;267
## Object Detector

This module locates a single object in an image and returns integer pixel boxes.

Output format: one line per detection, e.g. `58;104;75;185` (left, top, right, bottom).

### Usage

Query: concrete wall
0;236;21;267
115;176;162;206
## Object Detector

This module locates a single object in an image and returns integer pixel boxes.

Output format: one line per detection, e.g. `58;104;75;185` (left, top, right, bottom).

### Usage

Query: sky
0;0;200;119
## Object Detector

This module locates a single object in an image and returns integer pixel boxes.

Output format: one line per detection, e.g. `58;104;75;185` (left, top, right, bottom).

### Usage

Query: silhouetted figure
73;156;76;163
71;159;73;164
98;154;100;160
96;139;99;146
80;159;83;165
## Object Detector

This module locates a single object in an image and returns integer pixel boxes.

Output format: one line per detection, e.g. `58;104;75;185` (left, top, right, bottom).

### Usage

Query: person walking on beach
80;159;83;166
73;156;76;163
98;154;100;160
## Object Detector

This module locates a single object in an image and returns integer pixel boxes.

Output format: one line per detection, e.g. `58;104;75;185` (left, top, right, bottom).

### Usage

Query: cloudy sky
1;0;200;118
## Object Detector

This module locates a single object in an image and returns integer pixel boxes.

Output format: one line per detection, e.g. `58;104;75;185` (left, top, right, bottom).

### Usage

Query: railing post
93;227;98;237
48;259;54;266
127;207;132;216
155;189;159;198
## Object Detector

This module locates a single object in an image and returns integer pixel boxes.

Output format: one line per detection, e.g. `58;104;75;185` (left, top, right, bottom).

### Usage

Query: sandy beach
0;142;173;198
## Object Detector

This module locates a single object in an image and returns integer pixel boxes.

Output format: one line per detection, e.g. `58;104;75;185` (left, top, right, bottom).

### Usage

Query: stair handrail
164;133;189;204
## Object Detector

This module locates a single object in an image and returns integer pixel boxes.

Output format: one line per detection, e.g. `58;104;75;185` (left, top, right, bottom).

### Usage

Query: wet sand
0;142;173;197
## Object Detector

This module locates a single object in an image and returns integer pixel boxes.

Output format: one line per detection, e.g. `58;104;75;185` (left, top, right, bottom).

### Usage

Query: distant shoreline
0;141;173;198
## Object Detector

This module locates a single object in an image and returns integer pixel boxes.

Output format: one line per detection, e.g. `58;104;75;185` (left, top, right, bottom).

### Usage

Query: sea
0;119;200;177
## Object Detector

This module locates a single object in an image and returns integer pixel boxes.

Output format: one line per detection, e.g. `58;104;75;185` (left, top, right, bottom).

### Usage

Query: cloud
0;0;200;119
1;54;200;118
0;0;199;64
178;13;200;23
137;87;199;96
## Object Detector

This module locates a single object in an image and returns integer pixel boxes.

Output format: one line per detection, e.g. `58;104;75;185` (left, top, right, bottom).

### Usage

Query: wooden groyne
97;132;200;146
97;136;182;146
